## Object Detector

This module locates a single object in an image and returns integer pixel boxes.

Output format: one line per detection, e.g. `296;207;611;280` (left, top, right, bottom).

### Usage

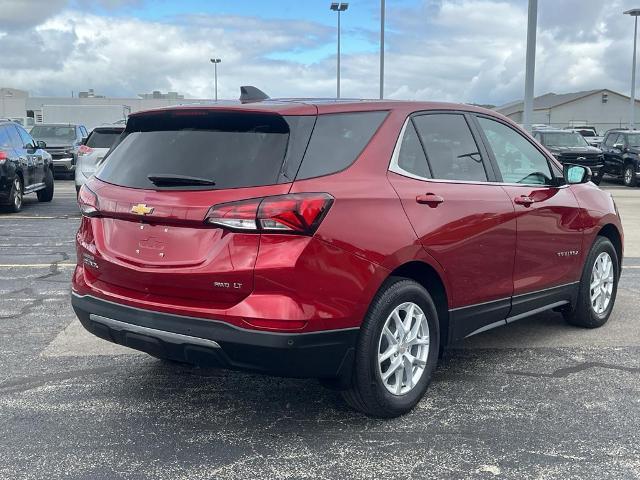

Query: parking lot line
0;263;76;267
0;216;79;220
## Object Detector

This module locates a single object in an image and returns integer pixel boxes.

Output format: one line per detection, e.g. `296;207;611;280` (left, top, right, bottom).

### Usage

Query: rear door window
6;125;23;149
97;111;311;190
86;129;123;149
0;126;12;149
296;111;387;179
412;113;488;182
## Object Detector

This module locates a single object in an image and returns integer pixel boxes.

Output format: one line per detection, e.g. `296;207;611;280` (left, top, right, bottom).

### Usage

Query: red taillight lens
78;145;93;156
77;185;100;217
205;193;334;235
0;151;7;164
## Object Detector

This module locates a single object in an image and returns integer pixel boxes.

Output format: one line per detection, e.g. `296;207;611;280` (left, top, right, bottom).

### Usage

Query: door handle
416;193;444;206
514;195;534;207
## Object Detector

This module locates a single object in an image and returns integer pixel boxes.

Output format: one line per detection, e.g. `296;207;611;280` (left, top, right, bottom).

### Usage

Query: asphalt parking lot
0;179;639;480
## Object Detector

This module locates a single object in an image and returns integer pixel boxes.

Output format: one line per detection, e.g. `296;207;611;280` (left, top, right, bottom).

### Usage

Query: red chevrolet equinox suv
72;99;623;417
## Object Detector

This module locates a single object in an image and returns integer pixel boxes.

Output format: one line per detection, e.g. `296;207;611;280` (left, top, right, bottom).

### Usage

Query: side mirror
37;140;47;149
564;164;592;185
613;143;624;151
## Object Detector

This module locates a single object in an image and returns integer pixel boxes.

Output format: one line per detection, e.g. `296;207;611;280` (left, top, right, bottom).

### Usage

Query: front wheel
623;164;637;187
37;168;54;202
341;278;439;418
563;236;619;328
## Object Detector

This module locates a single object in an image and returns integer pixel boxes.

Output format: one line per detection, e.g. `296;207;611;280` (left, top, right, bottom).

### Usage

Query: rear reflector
77;184;100;217
205;193;334;235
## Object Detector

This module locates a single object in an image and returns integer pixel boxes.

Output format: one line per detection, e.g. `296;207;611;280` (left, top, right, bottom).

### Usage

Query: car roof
33;123;83;127
534;128;575;134
128;99;500;118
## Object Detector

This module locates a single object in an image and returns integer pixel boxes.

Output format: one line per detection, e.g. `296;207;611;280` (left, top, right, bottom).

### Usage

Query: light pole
210;58;221;101
380;0;385;99
330;2;349;99
522;0;538;132
624;9;640;130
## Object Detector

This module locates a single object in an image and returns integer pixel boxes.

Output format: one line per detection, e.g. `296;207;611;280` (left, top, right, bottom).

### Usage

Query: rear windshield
86;129;123;149
96;111;314;190
31;125;76;141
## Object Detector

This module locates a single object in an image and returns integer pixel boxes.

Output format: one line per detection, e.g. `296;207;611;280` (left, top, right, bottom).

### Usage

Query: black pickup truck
533;129;605;185
0;121;54;212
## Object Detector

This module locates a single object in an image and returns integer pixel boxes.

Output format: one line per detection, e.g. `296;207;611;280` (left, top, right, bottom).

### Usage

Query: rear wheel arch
387;261;450;348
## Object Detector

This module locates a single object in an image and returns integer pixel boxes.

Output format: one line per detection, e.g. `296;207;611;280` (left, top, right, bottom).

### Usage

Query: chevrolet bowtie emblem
131;204;154;215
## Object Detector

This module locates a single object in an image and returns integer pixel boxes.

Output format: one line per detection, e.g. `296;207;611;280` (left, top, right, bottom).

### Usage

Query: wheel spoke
394;368;403;395
383;326;398;346
379;346;396;363
403;356;413;389
392;311;406;337
382;357;403;381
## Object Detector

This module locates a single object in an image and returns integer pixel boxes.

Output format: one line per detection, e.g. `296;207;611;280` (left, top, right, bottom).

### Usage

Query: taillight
78;145;93;156
205;193;334;235
0;151;7;164
77;185;100;217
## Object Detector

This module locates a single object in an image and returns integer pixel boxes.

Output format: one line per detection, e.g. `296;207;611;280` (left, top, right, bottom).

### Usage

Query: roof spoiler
239;86;270;104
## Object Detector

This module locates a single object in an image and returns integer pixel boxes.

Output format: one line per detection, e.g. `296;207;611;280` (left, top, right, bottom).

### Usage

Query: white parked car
75;125;124;193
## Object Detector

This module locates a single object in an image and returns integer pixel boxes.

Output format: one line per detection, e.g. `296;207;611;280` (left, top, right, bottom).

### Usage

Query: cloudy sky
0;0;639;106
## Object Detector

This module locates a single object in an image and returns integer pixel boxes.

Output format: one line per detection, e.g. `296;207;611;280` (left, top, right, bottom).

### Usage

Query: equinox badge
131;203;154;215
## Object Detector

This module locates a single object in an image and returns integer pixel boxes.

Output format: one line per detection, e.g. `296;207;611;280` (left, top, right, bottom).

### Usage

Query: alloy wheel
13;178;22;210
590;252;614;316
624;167;632;186
377;302;430;395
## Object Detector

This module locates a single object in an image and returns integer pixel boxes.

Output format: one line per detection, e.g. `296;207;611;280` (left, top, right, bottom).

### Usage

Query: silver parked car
30;124;88;178
75;125;124;193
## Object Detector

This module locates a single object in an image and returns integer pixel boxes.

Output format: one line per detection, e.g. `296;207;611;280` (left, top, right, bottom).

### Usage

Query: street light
522;0;538;132
330;2;349;99
380;0;385;99
624;9;640;130
210;58;221;101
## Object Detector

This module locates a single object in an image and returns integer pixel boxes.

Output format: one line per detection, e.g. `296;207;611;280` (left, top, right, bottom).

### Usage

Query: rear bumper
52;157;75;172
71;292;358;380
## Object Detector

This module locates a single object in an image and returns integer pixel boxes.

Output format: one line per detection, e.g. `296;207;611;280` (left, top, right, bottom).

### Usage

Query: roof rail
239;86;270;104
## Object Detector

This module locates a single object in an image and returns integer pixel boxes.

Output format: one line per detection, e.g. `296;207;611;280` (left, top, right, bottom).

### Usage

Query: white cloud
1;0;640;105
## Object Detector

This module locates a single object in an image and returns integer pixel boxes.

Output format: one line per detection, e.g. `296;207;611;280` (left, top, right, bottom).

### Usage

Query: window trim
388;110;497;185
470;113;566;189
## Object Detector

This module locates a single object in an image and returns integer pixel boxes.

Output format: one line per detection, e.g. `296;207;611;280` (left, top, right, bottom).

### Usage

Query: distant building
0;87;206;129
138;91;184;100
494;88;640;133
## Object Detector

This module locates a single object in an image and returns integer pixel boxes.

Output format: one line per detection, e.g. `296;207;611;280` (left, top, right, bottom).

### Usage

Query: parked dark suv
533;129;604;184
30;123;88;179
600;129;640;187
0;121;54;212
72;100;623;417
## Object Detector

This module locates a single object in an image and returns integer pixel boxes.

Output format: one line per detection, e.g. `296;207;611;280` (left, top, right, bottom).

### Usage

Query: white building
0;87;210;130
494;88;640;133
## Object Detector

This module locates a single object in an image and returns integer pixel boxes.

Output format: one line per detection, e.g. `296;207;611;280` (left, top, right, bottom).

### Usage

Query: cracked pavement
0;180;638;479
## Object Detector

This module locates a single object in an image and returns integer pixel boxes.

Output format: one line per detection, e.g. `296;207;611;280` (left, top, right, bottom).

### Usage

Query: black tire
341;277;439;418
37;168;54;202
623;164;637;187
7;175;23;213
563;236;619;328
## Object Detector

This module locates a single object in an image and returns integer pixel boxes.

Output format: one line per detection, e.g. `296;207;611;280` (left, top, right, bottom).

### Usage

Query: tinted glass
97;111;303;190
413;114;487;182
626;134;640;147
540;132;588;148
397;121;429;178
85;129;123;149
6;125;23;149
477;117;553;185
16;125;35;148
296;111;387;179
31;125;77;141
0;126;12;149
604;133;620;147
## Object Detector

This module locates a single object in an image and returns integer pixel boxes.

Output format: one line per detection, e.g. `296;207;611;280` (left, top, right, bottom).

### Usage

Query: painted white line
0;216;79;220
0;263;76;268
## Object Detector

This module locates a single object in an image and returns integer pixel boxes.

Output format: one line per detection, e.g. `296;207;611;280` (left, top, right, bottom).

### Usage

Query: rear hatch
84;107;316;307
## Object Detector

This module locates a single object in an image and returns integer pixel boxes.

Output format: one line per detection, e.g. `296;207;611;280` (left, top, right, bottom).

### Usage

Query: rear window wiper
147;174;216;186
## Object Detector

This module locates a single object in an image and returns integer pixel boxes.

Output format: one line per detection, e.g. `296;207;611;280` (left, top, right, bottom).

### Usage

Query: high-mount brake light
205;193;334;235
77;184;100;217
